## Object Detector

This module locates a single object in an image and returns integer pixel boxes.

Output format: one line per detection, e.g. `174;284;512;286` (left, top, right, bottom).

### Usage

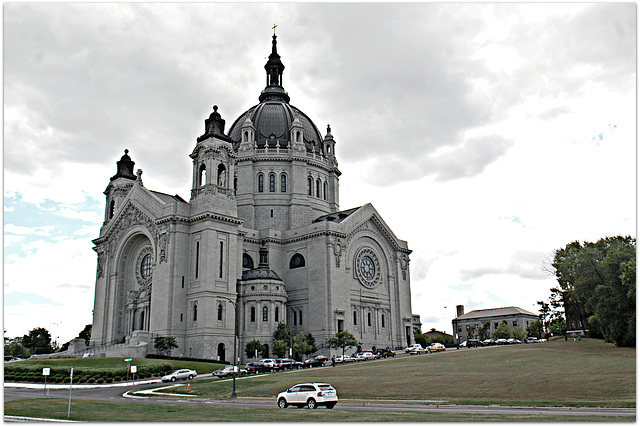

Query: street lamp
218;295;238;398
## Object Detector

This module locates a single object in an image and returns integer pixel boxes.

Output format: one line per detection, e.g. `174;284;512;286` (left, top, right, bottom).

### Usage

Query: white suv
277;383;338;409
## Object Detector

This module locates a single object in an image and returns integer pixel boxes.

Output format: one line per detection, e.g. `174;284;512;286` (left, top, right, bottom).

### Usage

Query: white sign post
131;365;137;385
67;367;74;419
42;368;50;397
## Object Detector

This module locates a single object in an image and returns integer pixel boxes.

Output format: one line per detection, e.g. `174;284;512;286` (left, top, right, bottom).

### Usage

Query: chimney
456;305;465;318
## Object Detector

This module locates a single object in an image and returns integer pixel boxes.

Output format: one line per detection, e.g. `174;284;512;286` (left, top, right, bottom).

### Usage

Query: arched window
243;130;248;142
258;174;264;193
234;175;237;193
280;174;287;193
269;173;276;192
217;164;226;187
293;311;297;326
299;310;303;325
353;310;358;326
199;164;207;186
323;181;328;200
296;130;301;142
193;302;198;322
140;311;145;330
217;304;223;321
307;177;313;196
367;312;372;327
290;253;306;269
242;253;254;270
275;306;279;322
381;314;385;328
109;200;115;219
263;306;268;322
316;179;321;198
250;307;256;322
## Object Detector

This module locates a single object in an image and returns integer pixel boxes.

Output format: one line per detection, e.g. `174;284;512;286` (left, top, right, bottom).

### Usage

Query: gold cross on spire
272;23;277;35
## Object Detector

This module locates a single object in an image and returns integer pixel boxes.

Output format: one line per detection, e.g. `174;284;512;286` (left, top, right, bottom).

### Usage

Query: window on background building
316;179;320;198
367;312;371;327
219;242;224;278
299;310;303;325
293;311;297;326
109;200;115;219
337;319;344;332
275;306;279;322
280;174;287;192
307;177;312;196
323;181;328;200
217;304;223;321
290;253;305;269
195;242;200;279
258;174;264;193
381;314;385;328
251;307;256;322
242;253;254;270
193;302;198;322
353;311;357;326
263;306;268;322
199;164;207;186
269;173;276;192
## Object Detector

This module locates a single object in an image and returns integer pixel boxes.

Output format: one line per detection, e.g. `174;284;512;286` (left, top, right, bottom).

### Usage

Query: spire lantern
259;32;290;103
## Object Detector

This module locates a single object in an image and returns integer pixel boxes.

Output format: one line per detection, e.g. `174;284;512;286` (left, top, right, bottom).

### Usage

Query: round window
140;254;153;280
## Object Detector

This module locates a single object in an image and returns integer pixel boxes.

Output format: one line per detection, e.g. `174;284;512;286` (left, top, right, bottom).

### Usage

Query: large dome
228;101;324;153
226;33;325;154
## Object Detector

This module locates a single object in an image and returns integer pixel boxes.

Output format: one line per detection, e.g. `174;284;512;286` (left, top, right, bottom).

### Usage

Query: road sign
130;365;137;373
124;358;132;362
42;368;50;376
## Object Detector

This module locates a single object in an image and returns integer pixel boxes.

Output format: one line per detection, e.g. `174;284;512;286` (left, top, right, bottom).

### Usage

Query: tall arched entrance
217;343;226;361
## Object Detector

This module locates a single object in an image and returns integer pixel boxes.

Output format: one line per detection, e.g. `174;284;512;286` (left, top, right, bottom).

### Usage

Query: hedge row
5;363;173;383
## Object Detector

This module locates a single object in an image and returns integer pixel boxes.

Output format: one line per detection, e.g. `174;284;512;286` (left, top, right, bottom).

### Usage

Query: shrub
114;376;122;382
96;378;104;384
88;378;96;384
106;378;113;384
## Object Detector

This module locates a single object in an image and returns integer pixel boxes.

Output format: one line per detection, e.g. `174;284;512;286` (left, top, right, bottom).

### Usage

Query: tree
22;327;54;355
326;331;361;358
527;320;544;338
272;322;292;358
414;332;430;348
154;336;178;356
512;326;526;341
4;337;30;359
494;320;511;339
78;324;92;346
478;322;492;341
551;236;636;347
245;339;265;359
548;317;566;337
293;332;317;359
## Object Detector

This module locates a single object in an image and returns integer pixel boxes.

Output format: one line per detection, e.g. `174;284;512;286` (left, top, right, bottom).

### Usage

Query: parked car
275;358;303;370
466;339;481;348
374;348;395;358
212;365;247;378
354;351;375;361
405;344;426;354
161;369;197;382
245;362;272;374
335;355;355;363
303;358;325;368
525;337;538;343
495;338;508;345
482;339;496;346
507;338;522;344
427;343;446;353
277;383;338;409
260;358;277;368
315;355;329;362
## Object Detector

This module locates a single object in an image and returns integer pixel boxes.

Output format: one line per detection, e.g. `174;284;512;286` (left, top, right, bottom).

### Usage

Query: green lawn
154;338;635;407
3;398;633;422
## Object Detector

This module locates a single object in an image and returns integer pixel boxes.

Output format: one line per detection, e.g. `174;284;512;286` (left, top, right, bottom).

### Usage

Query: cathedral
90;34;414;362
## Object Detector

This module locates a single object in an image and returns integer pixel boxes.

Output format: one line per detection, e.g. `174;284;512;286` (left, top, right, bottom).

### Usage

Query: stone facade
451;305;538;343
89;35;414;362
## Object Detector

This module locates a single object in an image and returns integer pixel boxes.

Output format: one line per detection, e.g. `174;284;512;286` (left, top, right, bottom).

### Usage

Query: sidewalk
4;379;161;389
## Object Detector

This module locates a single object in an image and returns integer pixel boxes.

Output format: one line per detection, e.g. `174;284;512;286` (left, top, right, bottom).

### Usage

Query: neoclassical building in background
89;34;414;362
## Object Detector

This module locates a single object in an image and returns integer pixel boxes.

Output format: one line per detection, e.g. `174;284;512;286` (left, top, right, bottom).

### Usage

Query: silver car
161;369;197;382
277;382;338;409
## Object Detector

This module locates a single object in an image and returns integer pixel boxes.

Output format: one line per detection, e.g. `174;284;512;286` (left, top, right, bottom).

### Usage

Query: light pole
218;295;238;398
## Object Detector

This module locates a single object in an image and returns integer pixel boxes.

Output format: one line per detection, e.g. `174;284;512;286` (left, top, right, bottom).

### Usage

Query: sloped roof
455;306;538;320
150;191;188;204
312;206;361;223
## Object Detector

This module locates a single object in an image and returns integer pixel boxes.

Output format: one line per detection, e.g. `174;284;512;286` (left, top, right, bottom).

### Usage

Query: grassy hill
172;338;635;407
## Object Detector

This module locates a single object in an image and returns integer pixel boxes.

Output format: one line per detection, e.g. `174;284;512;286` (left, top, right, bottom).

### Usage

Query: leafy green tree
494;320;511;339
512;326;526;341
245;339;265;359
413;332;430;348
551;236;636;347
526;320;544;338
326;330;361;358
78;324;92;346
548;317;566;336
4;337;30;359
154;336;178;356
478;322;491;340
272;322;292;358
293;332;317;359
22;327;54;354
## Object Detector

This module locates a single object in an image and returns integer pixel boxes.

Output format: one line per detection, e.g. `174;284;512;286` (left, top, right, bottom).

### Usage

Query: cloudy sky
4;3;636;344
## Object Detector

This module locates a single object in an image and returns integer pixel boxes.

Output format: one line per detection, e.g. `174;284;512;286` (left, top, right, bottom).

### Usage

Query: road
4;378;635;419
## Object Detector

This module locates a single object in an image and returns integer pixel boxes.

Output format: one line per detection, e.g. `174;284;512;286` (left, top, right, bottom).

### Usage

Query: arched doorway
217;343;226;362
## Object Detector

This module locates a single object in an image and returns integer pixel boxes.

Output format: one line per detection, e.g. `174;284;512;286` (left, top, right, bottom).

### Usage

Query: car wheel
188;375;194;380
306;398;317;409
326;403;336;409
171;377;176;382
278;398;288;409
